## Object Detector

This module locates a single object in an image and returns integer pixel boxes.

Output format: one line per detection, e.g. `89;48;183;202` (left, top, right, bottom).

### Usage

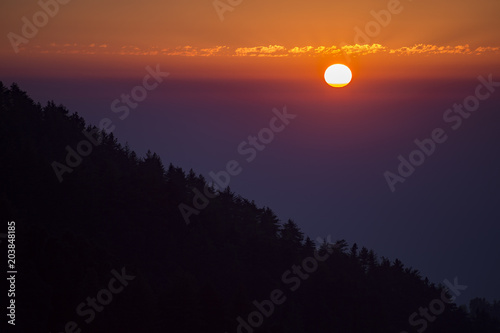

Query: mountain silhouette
1;81;499;332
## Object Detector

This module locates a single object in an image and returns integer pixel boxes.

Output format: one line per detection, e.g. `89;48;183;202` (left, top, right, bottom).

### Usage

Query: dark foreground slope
1;82;499;333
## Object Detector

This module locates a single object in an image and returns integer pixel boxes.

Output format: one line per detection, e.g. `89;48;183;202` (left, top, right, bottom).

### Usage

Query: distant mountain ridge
1;81;499;333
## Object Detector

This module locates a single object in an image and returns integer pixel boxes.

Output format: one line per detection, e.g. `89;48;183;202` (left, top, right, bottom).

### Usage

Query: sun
324;64;352;88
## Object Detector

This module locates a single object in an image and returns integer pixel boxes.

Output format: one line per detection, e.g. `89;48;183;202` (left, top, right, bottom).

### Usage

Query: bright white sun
324;64;352;88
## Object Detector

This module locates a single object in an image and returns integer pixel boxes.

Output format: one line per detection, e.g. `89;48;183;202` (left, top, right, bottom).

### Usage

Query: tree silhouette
1;82;498;332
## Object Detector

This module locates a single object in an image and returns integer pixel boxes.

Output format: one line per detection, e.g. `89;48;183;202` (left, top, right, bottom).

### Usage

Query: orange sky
2;0;500;48
2;1;500;308
1;0;499;81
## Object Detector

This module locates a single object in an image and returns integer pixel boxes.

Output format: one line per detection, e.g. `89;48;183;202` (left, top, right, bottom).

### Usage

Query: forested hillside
1;82;499;332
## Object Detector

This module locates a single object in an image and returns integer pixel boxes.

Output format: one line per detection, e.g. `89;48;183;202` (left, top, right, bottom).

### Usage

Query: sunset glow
2;0;500;332
324;64;352;87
